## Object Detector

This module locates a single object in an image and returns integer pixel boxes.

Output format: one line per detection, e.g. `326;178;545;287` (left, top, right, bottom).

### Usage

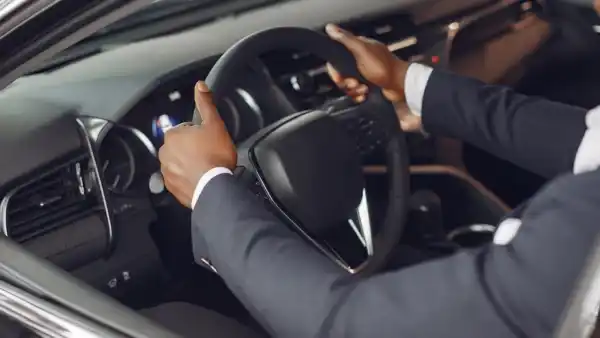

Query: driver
156;23;600;338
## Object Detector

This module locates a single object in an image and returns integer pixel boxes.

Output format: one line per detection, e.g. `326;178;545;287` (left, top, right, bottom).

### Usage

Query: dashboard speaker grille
2;154;102;243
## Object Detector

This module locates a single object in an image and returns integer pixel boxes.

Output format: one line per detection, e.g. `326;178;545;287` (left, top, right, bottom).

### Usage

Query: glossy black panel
252;110;363;232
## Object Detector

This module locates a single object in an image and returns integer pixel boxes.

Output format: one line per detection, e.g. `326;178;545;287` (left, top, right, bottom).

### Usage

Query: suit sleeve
191;172;600;337
421;70;588;178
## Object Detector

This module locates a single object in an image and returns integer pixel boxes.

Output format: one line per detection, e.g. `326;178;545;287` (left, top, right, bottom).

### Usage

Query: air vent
3;154;102;243
261;12;419;110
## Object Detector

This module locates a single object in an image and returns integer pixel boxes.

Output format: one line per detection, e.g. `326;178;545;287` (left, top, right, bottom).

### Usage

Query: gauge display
99;134;135;193
152;114;179;141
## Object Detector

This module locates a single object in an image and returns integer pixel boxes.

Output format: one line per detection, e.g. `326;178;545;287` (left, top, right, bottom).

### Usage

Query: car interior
1;0;600;336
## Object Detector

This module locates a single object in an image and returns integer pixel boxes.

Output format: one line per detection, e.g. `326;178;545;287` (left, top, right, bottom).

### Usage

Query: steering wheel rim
194;27;410;275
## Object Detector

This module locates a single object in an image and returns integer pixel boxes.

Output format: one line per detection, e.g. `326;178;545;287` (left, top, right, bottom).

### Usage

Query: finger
345;84;368;97
357;36;378;44
326;63;344;87
343;78;360;90
194;81;221;125
354;95;366;103
325;24;367;55
175;122;195;128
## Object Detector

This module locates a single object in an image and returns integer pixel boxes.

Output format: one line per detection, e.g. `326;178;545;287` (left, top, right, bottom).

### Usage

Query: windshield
30;0;292;74
93;0;271;39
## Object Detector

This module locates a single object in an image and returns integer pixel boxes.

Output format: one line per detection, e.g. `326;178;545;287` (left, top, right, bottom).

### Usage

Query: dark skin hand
158;81;237;208
325;24;422;132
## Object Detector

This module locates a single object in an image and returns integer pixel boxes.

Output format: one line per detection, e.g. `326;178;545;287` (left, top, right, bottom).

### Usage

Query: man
156;22;600;338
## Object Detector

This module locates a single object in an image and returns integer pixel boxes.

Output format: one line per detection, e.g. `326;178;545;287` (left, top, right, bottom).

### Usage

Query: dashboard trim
0;188;14;238
124;125;157;157
0;137;115;245
75;118;114;253
79;116;158;157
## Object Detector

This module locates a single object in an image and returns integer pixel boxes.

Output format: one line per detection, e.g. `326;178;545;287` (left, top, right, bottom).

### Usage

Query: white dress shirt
191;62;600;246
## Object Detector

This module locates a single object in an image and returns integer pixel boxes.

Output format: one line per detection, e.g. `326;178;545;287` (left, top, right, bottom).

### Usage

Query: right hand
325;24;422;132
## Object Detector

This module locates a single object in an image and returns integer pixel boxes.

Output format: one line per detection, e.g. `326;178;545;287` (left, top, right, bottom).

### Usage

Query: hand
325;24;422;132
158;81;237;208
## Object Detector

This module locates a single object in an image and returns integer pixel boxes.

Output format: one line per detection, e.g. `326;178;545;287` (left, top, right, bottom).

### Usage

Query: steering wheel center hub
241;110;364;234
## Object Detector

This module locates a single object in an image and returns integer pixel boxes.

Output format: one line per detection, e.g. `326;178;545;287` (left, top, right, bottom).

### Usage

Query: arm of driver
191;171;600;337
419;69;587;179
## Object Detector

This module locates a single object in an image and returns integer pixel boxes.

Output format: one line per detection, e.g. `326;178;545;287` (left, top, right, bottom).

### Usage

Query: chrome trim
0;188;16;237
78;117;110;142
0;280;125;338
124;125;157;157
447;224;496;247
0;0;30;19
76;118;114;250
355;188;374;256
199;258;218;273
348;219;367;248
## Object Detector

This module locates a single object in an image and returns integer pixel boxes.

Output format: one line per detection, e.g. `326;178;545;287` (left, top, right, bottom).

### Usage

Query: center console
365;165;508;249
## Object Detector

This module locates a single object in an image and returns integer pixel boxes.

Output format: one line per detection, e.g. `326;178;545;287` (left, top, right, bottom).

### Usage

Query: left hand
158;81;237;208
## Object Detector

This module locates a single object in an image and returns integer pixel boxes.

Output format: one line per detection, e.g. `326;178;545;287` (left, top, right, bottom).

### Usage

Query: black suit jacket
192;70;597;337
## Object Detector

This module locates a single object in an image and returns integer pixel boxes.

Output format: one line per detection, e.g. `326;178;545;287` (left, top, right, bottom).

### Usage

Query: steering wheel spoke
348;188;374;256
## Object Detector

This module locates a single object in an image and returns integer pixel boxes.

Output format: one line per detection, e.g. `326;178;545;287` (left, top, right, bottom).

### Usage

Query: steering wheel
193;27;410;276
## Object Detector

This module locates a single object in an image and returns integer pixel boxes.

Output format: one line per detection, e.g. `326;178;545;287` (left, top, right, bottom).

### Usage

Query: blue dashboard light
152;114;179;141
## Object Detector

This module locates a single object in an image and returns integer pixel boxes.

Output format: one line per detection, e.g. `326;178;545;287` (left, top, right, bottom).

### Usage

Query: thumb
325;24;365;55
194;81;221;125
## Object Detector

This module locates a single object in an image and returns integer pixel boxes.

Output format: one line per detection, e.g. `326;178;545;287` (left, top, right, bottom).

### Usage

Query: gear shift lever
408;190;458;253
410;190;444;239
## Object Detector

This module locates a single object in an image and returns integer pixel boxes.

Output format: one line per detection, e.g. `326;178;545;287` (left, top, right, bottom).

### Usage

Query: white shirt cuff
574;106;600;174
191;167;233;208
404;63;434;117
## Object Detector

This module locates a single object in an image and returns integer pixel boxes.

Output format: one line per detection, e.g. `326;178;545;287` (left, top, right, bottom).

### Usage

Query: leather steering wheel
193;27;410;276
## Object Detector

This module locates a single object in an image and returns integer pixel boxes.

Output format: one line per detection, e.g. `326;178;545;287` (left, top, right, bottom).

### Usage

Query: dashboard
0;0;542;298
120;59;272;146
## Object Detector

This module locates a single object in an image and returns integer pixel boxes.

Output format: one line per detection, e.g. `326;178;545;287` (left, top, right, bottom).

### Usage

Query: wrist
383;59;409;102
191;167;234;209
